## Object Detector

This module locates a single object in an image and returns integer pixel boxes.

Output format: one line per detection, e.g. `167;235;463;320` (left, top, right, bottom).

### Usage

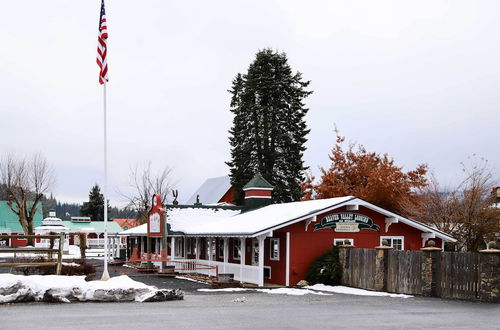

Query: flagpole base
101;269;110;281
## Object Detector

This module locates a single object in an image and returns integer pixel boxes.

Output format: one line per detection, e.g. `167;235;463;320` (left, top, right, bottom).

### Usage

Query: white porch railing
165;258;261;286
87;238;105;247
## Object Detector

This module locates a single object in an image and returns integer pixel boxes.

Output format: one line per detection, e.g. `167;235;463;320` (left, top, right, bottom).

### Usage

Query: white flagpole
101;82;110;281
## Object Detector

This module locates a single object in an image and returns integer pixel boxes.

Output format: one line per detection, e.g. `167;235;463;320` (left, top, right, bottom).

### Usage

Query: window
264;266;271;279
186;238;192;254
232;239;241;260
334;238;354;246
380;236;404;250
270;238;280;261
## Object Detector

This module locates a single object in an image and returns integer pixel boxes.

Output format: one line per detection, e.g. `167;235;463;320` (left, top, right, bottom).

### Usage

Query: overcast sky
1;1;498;207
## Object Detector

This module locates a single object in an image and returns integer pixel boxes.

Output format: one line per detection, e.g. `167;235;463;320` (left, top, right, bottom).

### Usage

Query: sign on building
314;212;380;233
147;194;166;237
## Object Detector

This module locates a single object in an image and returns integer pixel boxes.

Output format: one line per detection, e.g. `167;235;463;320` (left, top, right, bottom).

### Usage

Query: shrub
305;246;342;285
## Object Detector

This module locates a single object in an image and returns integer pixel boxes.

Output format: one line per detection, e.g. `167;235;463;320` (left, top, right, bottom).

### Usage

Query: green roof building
0;201;43;234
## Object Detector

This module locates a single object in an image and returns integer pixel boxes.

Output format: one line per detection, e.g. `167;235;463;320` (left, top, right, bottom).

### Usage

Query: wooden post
56;233;64;275
146;236;152;269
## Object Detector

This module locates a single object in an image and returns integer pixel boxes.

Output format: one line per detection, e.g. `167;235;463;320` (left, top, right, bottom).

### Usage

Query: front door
252;239;259;266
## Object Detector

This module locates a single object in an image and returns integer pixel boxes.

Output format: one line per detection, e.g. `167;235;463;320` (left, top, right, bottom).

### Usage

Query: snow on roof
185;176;232;205
120;197;354;236
120;207;241;236
189;197;355;236
119;196;456;242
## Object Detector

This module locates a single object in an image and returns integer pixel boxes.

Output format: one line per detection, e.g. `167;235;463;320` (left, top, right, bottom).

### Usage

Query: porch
126;234;286;287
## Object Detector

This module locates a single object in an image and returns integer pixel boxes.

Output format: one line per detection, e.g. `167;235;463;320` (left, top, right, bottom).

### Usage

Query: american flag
96;0;108;84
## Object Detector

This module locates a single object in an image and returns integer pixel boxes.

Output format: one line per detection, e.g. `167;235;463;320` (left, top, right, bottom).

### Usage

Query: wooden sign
147;194;165;237
314;212;380;233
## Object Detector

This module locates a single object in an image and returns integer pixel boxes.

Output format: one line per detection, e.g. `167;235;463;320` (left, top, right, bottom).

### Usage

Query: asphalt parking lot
1;287;499;330
1;260;499;329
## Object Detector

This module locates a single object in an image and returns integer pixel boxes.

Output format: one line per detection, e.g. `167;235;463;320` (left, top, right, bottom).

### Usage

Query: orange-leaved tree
310;131;428;215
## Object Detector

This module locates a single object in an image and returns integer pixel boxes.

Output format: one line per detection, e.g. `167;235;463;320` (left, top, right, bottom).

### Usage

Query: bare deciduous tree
0;154;54;245
124;162;175;224
407;158;499;251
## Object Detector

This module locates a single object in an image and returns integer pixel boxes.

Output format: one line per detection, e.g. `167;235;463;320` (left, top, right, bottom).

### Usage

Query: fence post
56;233;64;275
420;247;441;297
374;246;392;291
478;249;500;303
338;245;353;286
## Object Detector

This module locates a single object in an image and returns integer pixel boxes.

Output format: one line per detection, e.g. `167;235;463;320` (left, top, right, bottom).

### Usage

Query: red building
121;174;456;287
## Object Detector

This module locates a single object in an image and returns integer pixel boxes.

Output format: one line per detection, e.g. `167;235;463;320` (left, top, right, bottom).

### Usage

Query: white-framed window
186;237;192;254
264;266;271;279
334;238;354;246
380;236;404;250
232;239;241;260
270;238;280;261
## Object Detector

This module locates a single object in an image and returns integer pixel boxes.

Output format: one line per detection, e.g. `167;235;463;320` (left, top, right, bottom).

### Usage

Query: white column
258;236;265;287
223;238;229;273
208;238;212;277
183;237;187;259
286;232;290;286
195;237;200;261
239;238;246;283
171;236;176;261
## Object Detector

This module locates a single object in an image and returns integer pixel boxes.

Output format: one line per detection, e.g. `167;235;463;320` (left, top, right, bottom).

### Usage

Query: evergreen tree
227;49;312;204
80;184;105;221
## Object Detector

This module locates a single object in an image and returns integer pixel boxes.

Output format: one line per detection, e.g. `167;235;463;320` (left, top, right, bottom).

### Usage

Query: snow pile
198;287;331;296
305;284;413;298
0;274;183;303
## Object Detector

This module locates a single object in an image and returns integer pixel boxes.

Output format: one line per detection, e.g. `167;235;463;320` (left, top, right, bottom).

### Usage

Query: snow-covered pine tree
227;49;312;205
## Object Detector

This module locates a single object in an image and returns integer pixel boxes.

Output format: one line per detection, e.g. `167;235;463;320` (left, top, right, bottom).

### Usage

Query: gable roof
120;196;456;243
185;175;232;205
0;201;44;233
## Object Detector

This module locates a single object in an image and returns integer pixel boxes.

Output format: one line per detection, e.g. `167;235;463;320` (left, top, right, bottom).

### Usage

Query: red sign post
146;194;166;269
147;194;165;237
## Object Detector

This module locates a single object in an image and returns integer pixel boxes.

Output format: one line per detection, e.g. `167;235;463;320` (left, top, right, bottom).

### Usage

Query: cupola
243;173;274;210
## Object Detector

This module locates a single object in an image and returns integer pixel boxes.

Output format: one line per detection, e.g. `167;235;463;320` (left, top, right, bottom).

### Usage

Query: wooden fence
439;252;480;300
0;234;64;275
386;250;422;295
339;246;498;302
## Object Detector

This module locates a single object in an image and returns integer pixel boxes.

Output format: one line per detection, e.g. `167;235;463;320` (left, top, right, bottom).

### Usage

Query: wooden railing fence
0;234;65;275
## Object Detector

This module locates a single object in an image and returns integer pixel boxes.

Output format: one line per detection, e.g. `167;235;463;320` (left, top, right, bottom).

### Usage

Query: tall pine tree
227;49;312;204
80;184;105;221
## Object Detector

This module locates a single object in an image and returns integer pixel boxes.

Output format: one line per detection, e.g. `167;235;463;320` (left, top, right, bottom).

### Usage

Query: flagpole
101;82;110;281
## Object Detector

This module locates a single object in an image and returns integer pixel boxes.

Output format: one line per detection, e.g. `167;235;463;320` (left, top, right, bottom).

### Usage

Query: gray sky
1;1;498;206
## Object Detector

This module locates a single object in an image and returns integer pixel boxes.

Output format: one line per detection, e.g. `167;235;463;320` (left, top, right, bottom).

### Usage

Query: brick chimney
243;173;274;211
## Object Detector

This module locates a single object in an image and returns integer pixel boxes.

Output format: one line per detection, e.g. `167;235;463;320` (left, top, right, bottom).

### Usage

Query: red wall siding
264;232;287;285
269;205;442;286
218;187;236;204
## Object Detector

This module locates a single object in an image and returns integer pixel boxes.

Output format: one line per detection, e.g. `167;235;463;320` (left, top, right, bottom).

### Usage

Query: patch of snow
175;276;209;285
199;288;249;292
198;287;331;296
305;284;413;298
61;262;80;267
